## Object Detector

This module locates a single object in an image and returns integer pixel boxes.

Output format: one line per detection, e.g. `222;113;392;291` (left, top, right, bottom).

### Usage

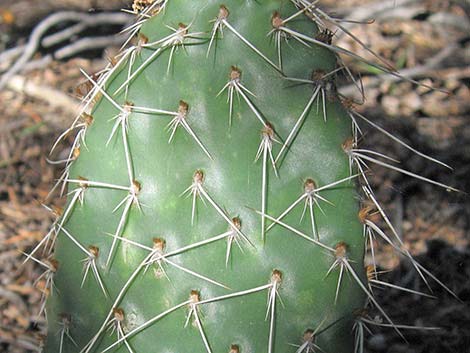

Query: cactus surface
40;1;455;352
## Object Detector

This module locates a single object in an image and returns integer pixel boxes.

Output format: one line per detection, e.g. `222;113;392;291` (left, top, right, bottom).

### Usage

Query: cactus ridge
30;0;459;352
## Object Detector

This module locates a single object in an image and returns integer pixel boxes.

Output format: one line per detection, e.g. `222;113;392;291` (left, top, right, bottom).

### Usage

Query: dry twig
0;11;132;89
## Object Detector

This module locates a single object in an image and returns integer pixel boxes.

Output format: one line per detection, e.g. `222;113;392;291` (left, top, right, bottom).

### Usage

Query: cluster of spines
29;1;459;352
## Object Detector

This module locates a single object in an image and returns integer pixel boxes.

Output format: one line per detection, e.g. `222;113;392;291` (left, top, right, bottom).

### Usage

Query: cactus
35;1;458;352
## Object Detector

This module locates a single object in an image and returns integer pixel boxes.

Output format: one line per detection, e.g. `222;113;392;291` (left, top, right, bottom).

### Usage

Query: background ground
0;0;468;352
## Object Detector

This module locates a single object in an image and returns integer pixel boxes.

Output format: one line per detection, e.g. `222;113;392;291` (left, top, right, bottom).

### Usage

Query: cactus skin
45;1;367;352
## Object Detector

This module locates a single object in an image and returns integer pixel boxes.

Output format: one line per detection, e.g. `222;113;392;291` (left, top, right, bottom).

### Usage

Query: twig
0;12;129;73
22;56;53;73
330;0;421;29
41;22;88;48
6;75;79;115
6;34;125;74
0;46;25;71
54;34;127;60
0;11;132;90
339;43;459;97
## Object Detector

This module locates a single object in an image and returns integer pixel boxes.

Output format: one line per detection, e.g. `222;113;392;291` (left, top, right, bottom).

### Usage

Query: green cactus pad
45;1;367;352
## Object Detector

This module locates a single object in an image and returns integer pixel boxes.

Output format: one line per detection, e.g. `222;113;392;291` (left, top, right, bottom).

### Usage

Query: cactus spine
38;1;456;352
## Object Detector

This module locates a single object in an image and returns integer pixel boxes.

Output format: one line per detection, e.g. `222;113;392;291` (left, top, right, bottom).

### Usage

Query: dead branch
6;75;79;116
339;43;460;98
0;11;132;90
